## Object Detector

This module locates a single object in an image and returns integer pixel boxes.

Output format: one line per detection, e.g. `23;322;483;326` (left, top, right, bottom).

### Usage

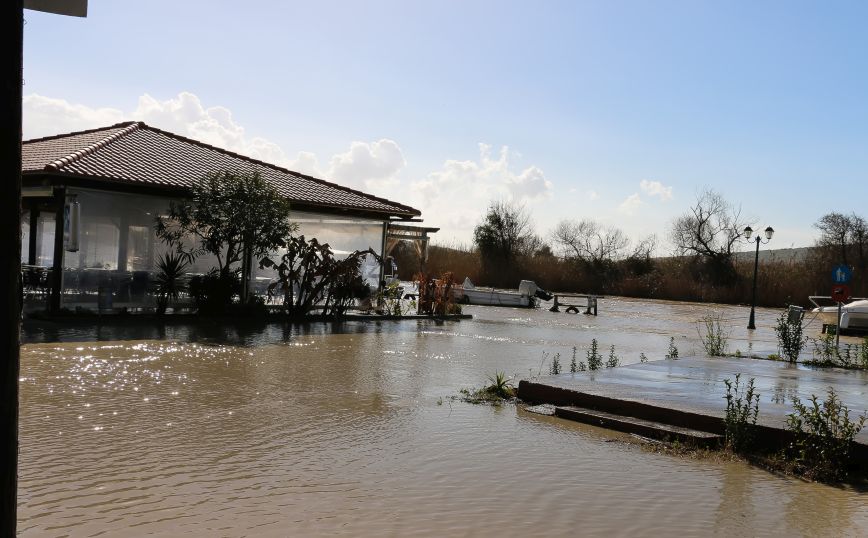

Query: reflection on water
18;299;868;536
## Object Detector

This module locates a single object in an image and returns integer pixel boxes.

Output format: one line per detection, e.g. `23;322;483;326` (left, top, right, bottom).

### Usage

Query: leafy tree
473;201;536;283
669;189;751;283
155;171;293;301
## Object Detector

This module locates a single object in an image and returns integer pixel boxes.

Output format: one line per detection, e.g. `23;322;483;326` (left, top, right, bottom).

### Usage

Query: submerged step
554;406;723;448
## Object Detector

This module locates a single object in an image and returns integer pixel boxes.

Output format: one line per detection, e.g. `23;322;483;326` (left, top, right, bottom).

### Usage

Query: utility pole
1;1;24;534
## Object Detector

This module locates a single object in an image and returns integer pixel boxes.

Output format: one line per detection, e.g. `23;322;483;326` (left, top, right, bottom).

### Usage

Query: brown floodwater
18;298;868;536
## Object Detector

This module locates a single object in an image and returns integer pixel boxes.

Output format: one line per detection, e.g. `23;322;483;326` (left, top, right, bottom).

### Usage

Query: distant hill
732;246;814;263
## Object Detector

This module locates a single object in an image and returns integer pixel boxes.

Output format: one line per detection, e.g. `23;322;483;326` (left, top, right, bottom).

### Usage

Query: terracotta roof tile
22;122;420;217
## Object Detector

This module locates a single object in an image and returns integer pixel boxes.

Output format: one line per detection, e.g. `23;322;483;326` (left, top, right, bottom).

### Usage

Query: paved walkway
524;357;868;443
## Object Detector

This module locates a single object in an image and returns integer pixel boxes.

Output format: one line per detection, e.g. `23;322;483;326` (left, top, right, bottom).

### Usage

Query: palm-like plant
154;252;190;314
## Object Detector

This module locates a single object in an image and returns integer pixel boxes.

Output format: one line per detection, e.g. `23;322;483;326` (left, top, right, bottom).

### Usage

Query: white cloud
286;151;324;177
618;193;644;215
327;139;406;191
132;93;295;165
586;189;600;201
639;179;673;201
406;144;552;240
22;94;125;139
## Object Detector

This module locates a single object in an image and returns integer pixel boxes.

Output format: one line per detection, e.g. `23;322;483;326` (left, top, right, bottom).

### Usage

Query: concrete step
554;406;723;448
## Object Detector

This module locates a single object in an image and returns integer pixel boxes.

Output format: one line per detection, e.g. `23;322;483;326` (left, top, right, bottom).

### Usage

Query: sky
21;0;868;253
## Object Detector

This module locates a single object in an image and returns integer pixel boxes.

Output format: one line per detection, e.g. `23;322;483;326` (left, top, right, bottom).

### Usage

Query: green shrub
786;388;867;482
698;313;729;357
861;337;868;369
809;333;840;365
189;270;241;314
723;374;760;452
774;310;804;363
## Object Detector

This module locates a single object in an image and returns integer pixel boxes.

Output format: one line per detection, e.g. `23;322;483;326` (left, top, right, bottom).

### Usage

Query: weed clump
785;388;867;482
549;353;562;375
570;346;586;372
723;374;760;453
460;371;517;404
698;313;729;357
665;337;679;359
639;352;648;363
606;345;619;368
587;339;603;370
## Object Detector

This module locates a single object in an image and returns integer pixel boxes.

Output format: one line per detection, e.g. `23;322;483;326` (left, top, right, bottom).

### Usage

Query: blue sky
22;1;868;250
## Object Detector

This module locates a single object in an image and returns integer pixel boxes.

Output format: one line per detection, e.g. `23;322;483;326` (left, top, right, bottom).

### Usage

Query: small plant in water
639;352;648;363
587;339;603;371
461;371;516;404
774;310;804;363
665;337;679;360
549;353;562;375
569;346;587;372
606;345;619;368
487;371;515;398
861;337;868;369
786;387;867;482
698;313;729;357
723;374;760;453
808;333;840;365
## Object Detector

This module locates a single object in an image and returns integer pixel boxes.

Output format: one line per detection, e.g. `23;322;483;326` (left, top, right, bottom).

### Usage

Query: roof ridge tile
44;122;142;172
23;121;138;144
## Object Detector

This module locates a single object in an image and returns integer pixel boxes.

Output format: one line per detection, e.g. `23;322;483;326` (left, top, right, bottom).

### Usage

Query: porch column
27;201;38;265
378;221;388;287
49;186;65;312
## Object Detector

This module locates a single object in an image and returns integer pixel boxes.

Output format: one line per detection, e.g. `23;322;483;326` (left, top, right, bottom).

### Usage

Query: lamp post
744;225;774;330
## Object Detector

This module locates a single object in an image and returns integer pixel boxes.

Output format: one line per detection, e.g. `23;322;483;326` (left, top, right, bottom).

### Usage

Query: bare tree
551;219;630;264
814;211;868;269
669;189;751;284
851;214;867;269
670;189;750;263
629;234;658;261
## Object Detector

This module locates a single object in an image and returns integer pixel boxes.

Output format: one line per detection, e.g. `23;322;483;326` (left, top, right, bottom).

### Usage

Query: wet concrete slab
518;357;868;445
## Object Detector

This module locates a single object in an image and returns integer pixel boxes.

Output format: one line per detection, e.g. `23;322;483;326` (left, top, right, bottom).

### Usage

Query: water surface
19;298;868;536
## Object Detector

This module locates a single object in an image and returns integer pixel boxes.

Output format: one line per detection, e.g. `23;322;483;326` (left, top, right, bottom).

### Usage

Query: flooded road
18;298;868;536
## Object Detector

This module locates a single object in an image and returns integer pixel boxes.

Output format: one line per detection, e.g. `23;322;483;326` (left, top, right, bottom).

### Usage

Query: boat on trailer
453;278;550;308
810;297;868;330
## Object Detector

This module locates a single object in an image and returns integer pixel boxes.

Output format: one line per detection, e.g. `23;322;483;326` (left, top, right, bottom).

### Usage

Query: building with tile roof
20;122;423;312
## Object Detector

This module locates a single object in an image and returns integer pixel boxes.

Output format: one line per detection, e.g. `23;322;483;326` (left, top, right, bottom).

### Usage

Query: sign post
831;265;852;349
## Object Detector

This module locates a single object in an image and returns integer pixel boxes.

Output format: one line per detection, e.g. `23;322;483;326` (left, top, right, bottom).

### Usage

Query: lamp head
764;226;774;240
743;226;753;240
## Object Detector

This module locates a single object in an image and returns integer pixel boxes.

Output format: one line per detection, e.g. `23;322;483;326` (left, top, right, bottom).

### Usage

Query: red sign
832;284;851;303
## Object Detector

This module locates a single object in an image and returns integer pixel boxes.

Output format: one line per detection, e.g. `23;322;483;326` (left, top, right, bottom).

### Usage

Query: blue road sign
832;264;852;284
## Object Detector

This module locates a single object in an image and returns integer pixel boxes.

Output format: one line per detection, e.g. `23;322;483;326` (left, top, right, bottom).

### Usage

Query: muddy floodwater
18;298;868;536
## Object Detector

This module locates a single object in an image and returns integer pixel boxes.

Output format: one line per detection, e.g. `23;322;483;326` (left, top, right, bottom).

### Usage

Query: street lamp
743;225;774;330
